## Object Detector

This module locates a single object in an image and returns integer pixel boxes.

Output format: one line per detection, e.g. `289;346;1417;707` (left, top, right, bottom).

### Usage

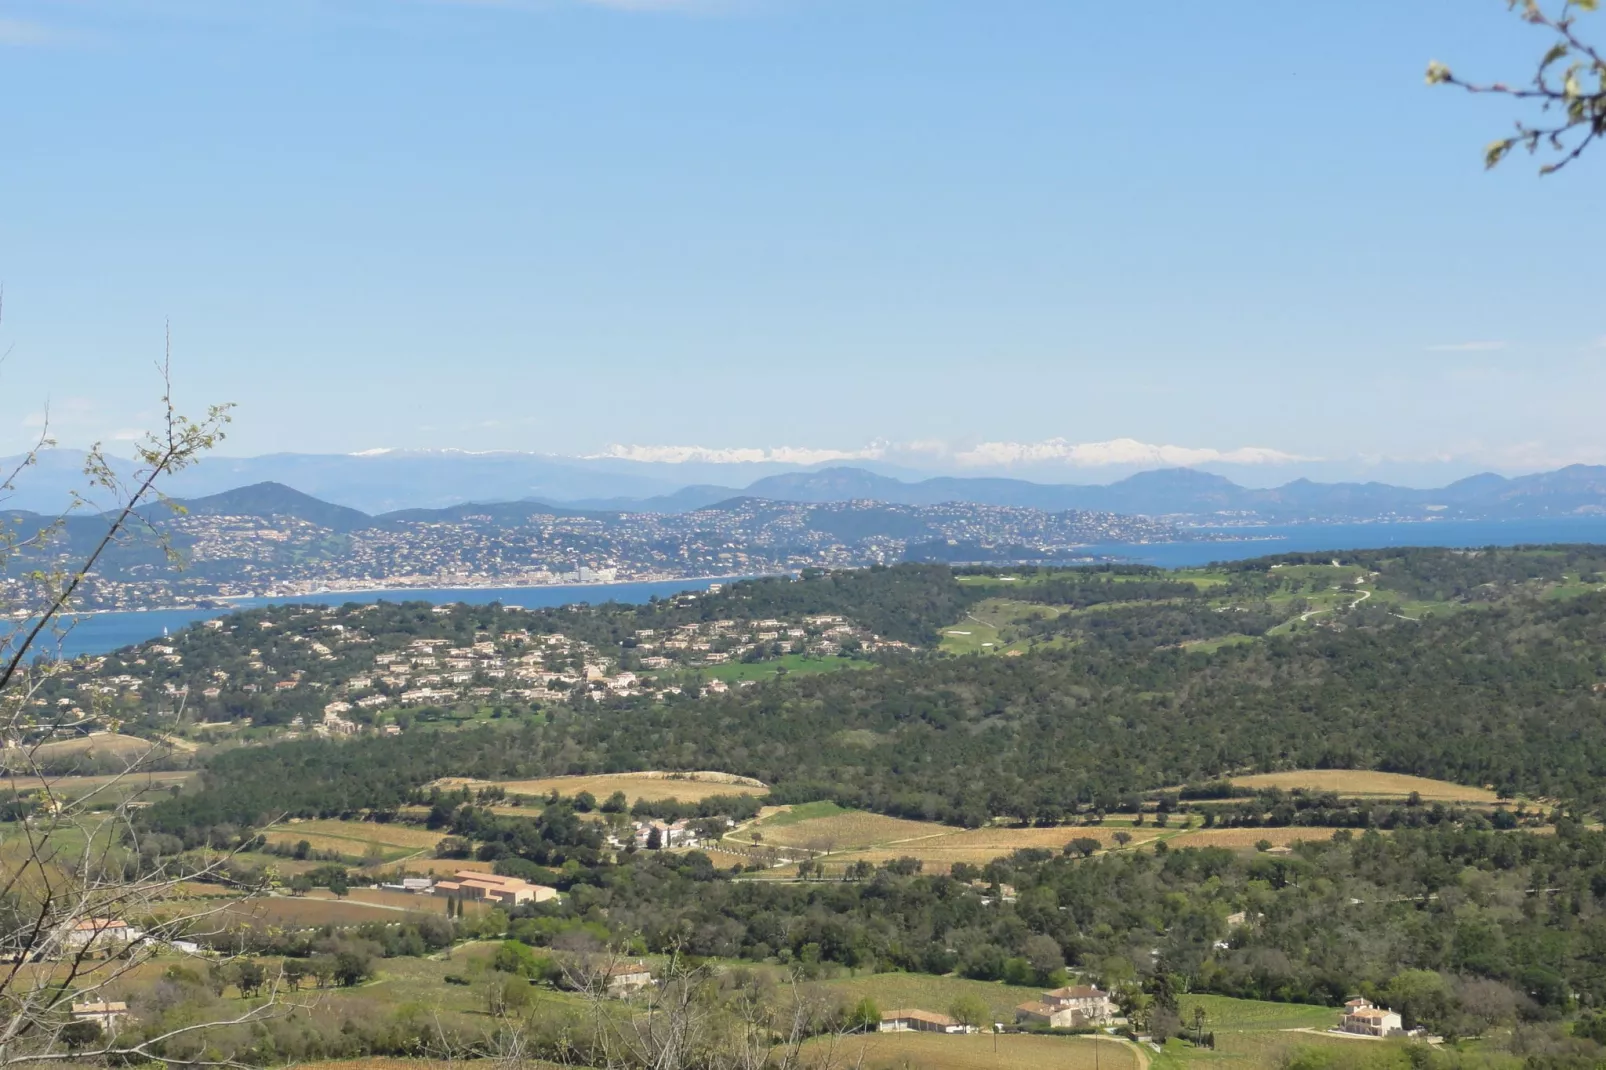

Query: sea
31;516;1606;658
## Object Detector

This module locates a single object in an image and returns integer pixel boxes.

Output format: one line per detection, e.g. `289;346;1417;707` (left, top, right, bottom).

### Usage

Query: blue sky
1;0;1603;484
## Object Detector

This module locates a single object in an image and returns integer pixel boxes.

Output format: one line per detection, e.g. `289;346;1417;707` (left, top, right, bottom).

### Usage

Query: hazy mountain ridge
11;449;1606;522
1;482;1183;612
709;464;1606;521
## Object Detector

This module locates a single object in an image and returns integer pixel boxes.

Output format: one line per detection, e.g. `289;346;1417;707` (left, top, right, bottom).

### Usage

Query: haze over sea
43;517;1606;658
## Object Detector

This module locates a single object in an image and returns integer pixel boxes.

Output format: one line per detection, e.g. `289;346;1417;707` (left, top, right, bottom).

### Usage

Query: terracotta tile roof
605;963;652;978
1044;985;1105;1000
882;1009;959;1027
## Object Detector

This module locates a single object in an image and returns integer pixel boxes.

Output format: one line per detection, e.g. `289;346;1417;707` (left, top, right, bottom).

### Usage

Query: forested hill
135;546;1606;842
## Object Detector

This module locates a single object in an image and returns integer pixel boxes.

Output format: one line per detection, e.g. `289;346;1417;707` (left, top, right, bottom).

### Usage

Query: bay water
34;517;1606;657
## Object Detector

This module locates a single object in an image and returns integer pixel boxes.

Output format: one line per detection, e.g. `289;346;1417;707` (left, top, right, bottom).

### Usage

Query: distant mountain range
11;448;1606;523
564;464;1606;523
2;481;1183;611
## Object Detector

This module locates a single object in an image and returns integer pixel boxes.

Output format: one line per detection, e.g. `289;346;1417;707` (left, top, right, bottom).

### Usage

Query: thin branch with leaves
0;305;294;1068
1427;0;1606;173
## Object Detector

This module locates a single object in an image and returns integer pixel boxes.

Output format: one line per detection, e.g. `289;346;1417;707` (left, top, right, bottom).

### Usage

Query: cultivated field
343;887;453;914
734;811;1186;874
382;857;496;878
4;769;195;801
732;808;1346;874
264;818;448;862
280;818;448;849
823;1031;1141;1070
1224;770;1499;802
220;894;427;928
745;810;950;852
28;732;162;759
445;770;768;804
825;826;1168;871
935;825;1164;852
1164;827;1340;850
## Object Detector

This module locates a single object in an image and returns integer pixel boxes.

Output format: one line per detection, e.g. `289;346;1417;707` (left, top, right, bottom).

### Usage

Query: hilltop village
22;587;910;746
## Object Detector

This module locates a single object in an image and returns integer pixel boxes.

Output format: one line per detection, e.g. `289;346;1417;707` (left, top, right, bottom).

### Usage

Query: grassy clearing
31;731;157;758
822;1031;1141;1070
823;973;1046;1023
290;944;522;1035
698;654;871;683
1224;770;1499;802
754;801;849;827
12;769;194;791
1182;634;1258;654
1152;1028;1396;1070
760;819;1376;876
450;771;768;804
278;818;447;849
1177;993;1335;1031
5;770;194;805
736;814;1175;874
1146;995;1350;1069
1170;569;1233;588
746;810;950;852
261;831;417;863
381;857;496;878
1164;827;1339;850
938;598;1060;655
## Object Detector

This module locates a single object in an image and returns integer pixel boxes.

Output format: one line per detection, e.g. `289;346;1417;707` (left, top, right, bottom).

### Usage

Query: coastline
58;573;758;618
212;571;759;603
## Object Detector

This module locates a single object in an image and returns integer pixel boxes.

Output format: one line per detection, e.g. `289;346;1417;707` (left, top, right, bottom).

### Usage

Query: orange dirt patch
342;887;451;914
221;895;417;928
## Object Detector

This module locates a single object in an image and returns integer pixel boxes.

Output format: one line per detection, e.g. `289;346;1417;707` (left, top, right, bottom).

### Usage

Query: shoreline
214;571;757;601
54;573;756;618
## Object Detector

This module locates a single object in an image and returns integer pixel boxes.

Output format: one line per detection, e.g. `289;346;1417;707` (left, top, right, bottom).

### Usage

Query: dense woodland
140;549;1606;840
587;824;1606;1030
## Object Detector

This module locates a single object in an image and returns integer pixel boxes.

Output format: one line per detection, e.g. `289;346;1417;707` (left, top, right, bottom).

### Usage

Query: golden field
278;818;450;849
1225;770;1499;802
443;770;768;804
748;811;949;852
1165;827;1341;850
